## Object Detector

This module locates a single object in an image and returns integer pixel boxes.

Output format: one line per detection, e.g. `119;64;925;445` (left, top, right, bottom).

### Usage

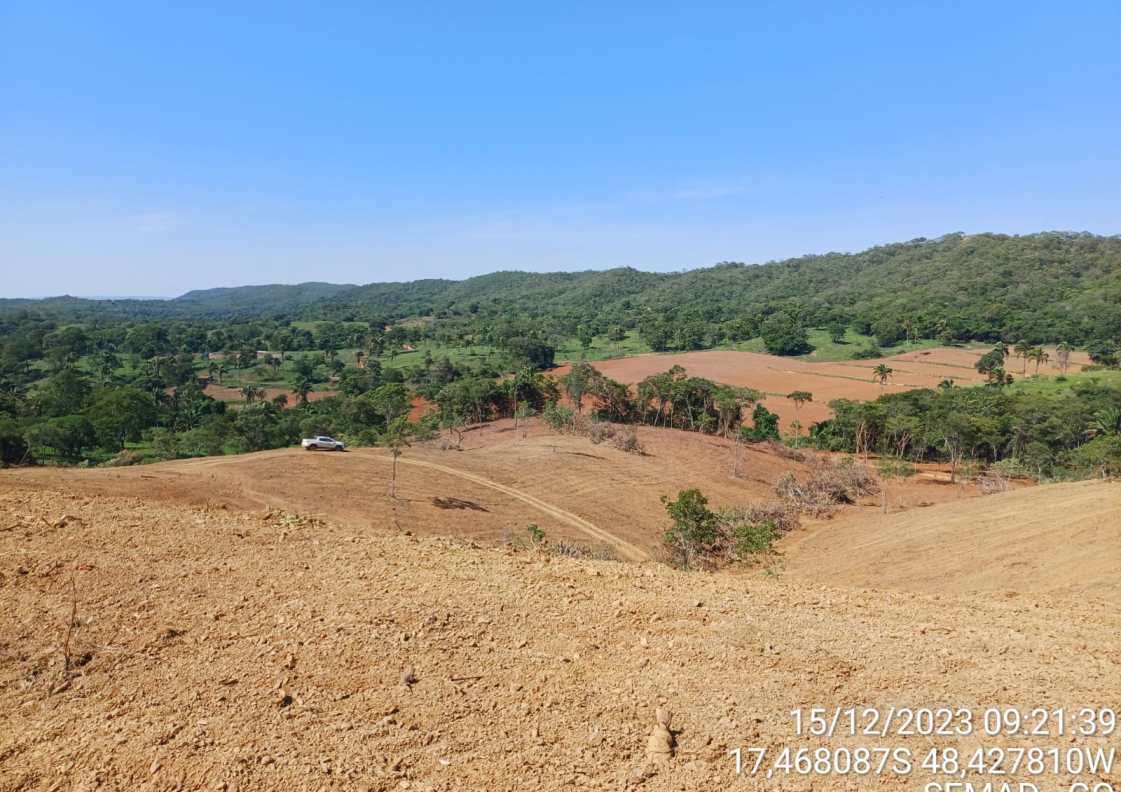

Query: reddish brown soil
0;421;985;560
2;484;1118;790
556;346;1091;429
202;385;339;407
783;479;1121;596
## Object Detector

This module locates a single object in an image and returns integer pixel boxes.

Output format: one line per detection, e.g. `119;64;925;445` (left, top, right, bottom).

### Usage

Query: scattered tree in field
1030;347;1050;375
788;391;813;412
827;320;848;345
292;379;313;405
872;364;893;391
1056;342;1072;375
381;417;414;499
563;361;596;414
660;488;718;570
1013;340;1033;375
241;384;264;404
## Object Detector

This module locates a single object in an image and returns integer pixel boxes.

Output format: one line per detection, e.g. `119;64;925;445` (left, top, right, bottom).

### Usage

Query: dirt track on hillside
0;421;985;558
3;485;1119;790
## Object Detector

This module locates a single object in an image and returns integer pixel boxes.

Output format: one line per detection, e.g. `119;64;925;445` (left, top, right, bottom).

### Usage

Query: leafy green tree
1088;341;1118;367
0;417;30;465
788;391;813;412
26;415;95;462
576;324;594;351
88;387;159;450
370;383;410;429
827;321;848;345
760;312;811;356
872;318;906;347
35;368;93;417
660;488;718;570
742;403;780;441
562;361;596;414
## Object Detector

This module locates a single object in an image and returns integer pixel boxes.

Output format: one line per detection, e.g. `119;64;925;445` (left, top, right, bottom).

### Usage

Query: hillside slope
3;487;1119;790
0;421;980;559
782;479;1121;595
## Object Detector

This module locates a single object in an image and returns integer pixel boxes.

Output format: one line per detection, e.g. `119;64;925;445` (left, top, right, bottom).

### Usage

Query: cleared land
0;421;985;560
3;485;1120;791
559;345;1092;429
782;478;1121;596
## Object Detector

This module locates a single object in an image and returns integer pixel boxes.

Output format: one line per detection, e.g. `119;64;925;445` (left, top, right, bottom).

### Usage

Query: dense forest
1;230;1119;474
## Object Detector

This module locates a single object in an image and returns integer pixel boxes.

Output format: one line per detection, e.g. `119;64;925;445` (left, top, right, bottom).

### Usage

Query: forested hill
315;231;1121;344
4;231;1120;343
174;282;357;312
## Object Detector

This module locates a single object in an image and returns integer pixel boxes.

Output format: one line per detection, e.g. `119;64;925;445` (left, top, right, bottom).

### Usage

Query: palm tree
1013;340;1032;376
1087;407;1121;438
241;384;263;404
872;364;893;391
1056;342;1072;375
292;379;313;405
1032;348;1050;375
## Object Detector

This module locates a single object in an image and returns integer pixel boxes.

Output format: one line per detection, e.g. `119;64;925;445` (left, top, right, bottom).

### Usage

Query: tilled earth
2;487;1119;791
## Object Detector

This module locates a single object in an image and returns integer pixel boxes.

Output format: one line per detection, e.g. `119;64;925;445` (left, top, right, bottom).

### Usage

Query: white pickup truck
301;435;346;451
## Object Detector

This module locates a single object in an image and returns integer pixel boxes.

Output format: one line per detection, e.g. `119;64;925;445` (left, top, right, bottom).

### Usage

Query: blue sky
3;1;1120;297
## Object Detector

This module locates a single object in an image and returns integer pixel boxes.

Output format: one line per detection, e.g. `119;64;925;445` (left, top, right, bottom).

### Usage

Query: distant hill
4;231;1120;342
173;282;356;313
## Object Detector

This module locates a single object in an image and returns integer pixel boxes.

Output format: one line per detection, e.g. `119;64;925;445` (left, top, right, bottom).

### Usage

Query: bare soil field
3;486;1120;791
0;421;985;560
558;345;1092;429
782;478;1121;596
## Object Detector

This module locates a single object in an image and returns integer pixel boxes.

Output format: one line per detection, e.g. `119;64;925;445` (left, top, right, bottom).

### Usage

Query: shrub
776;457;879;516
661;488;719;570
733;520;777;556
585;421;616;444
542;402;575;431
103;449;143;467
876;457;916;478
610;424;644;454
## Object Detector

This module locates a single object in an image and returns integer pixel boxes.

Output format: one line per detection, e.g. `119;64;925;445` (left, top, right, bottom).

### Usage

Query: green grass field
1008;368;1121;395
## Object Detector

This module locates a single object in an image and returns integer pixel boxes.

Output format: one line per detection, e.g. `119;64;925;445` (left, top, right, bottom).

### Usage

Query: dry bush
978;470;1010;494
725;501;801;536
548;539;618;561
776;457;879;516
585;421;617;444
609;425;644;454
436;435;461;451
764;440;806;462
103;449;143;467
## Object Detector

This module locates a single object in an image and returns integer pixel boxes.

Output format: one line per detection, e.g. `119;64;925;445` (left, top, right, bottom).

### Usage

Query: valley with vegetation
3;231;1121;790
